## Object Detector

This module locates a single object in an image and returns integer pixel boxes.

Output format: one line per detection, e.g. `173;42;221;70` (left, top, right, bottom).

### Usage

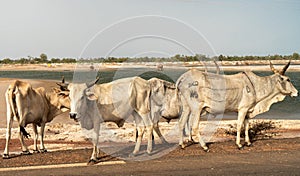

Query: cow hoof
246;143;252;147
180;144;185;149
203;147;210;153
237;145;244;150
22;151;32;155
129;152;138;158
33;150;40;153
146;151;153;156
40;149;47;153
2;154;10;159
87;159;97;165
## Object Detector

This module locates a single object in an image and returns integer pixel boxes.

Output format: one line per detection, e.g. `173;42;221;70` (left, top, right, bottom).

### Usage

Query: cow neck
248;72;279;102
45;91;63;118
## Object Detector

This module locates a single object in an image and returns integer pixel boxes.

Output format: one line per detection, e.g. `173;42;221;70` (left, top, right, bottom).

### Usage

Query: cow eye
279;77;284;81
287;78;290;82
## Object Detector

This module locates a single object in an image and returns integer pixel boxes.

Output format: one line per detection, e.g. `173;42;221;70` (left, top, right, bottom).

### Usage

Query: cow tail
175;73;185;92
6;83;18;120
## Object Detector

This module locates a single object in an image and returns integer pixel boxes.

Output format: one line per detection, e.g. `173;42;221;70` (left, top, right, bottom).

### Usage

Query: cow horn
269;61;279;74
214;60;220;74
56;76;69;91
279;61;291;75
86;77;100;88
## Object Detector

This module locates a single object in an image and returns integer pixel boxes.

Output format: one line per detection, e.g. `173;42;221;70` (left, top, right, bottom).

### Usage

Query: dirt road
1;137;300;176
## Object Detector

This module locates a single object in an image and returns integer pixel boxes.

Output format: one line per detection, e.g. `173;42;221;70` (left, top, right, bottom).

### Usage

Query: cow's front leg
88;122;100;165
39;123;47;153
236;110;247;149
244;117;251;147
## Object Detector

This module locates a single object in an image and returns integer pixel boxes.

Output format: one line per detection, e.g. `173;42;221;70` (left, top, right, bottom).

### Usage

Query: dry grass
225;120;278;140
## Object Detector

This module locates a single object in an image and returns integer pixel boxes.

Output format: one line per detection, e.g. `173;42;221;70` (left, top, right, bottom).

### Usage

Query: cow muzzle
291;91;298;97
69;113;78;121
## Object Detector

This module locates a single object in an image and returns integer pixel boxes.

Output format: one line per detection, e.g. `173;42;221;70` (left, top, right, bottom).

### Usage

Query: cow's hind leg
19;127;30;155
178;108;190;149
3;111;13;159
191;109;208;152
146;124;154;154
132;125;145;156
32;124;39;153
39;123;47;153
154;122;168;144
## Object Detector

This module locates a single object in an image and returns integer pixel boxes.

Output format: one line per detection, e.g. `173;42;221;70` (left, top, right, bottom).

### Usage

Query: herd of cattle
2;62;298;163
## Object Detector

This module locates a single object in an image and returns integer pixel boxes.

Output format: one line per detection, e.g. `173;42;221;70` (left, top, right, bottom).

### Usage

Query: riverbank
0;60;299;72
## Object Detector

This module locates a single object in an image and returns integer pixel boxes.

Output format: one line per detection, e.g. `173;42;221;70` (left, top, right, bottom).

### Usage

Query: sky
0;0;300;59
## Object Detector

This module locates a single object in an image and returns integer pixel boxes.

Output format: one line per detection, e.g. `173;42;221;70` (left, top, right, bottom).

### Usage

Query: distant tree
51;58;60;63
292;52;299;60
40;53;48;63
1;58;13;64
18;58;29;64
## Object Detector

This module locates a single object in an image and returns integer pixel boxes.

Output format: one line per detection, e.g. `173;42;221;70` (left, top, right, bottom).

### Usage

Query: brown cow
3;80;70;159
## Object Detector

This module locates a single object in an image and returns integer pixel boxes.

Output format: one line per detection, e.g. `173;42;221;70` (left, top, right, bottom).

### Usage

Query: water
1;69;299;120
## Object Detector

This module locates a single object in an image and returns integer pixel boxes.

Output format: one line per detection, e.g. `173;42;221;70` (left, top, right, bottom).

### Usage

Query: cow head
47;76;71;112
68;78;99;121
270;61;298;97
51;87;70;112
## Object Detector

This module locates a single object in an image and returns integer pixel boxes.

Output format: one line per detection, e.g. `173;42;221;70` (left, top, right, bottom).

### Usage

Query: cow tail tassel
20;126;31;139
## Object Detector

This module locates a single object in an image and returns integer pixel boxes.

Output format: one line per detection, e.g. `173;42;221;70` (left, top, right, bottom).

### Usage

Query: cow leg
89;121;100;164
39;123;47;153
194;115;208;152
236;110;247;149
178;109;190;149
185;119;193;142
191;111;200;142
3;110;13;158
190;108;208;151
19;127;30;155
244;117;251;147
133;111;154;155
154;121;168;144
32;124;39;153
132;125;145;156
146;124;154;154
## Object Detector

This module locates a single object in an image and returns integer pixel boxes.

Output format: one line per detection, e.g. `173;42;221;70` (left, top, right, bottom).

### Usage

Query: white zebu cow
3;80;70;158
66;77;153;163
176;62;298;150
148;78;193;143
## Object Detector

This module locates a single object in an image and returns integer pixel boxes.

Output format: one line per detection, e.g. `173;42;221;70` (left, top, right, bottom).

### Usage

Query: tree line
1;52;299;64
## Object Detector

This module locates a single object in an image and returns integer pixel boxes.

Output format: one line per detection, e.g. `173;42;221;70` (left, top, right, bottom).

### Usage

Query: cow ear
59;91;69;97
52;87;60;93
86;91;98;101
